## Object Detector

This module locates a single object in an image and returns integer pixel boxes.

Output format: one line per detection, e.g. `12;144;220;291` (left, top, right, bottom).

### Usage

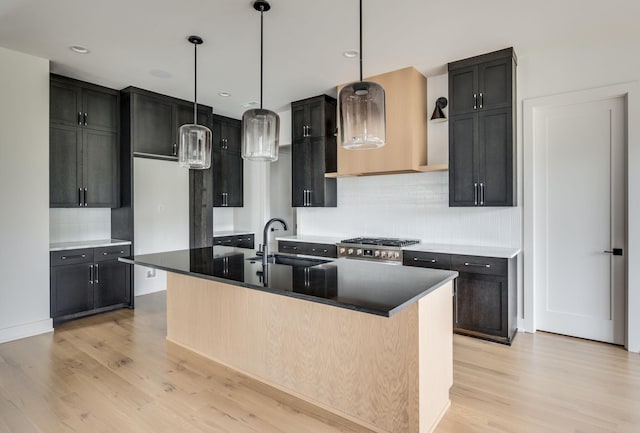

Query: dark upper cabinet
448;48;516;207
49;75;119;208
291;95;337;208
121;87;213;160
212;115;243;208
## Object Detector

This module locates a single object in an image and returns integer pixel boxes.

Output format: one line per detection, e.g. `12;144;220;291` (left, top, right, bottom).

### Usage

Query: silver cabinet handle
479;92;483;109
413;257;437;263
474;183;478;206
303;189;307;206
78;112;82;125
480;182;485;206
306;125;311;136
102;250;125;256
89;264;94;285
464;262;491;268
84;187;88;207
473;93;477;110
84;113;88;126
95;263;99;284
61;254;86;260
307;190;312;206
79;187;83;207
172;143;177;156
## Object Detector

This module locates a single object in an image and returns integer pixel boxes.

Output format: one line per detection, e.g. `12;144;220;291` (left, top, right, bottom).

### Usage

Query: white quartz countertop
405;243;520;259
276;235;343;244
213;230;254;237
50;239;132;252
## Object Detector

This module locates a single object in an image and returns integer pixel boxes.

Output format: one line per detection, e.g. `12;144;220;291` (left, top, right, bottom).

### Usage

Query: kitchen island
121;246;458;433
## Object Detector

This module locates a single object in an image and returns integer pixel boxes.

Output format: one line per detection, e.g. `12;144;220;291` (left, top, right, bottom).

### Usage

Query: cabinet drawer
94;245;131;262
451;255;506;276
403;251;452;270
278;241;303;254
214;234;254;249
305;243;337;258
234;234;254;249
214;236;236;246
50;249;94;266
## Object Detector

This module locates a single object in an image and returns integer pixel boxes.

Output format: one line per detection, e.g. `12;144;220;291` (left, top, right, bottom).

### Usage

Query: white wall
0;46;51;343
49;208;111;243
133;158;189;296
234;160;270;244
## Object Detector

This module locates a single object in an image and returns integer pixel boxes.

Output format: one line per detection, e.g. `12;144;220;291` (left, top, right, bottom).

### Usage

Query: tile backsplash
49;208;111;243
297;171;521;248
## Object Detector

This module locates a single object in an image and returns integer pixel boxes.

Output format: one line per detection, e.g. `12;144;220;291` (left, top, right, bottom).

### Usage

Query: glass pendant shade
339;80;386;149
178;123;212;169
241;108;280;161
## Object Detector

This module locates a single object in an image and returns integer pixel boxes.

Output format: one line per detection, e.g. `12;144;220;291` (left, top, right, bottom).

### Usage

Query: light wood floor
1;292;639;433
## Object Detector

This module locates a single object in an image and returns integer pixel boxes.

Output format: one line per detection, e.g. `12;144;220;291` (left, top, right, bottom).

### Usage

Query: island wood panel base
166;273;453;433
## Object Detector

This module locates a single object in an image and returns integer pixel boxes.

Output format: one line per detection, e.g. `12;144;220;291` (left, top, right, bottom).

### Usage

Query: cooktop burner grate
340;237;421;247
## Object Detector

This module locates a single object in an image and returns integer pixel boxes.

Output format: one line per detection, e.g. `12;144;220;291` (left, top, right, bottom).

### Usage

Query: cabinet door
133;94;175;157
95;260;130;308
291;103;308;142
212;149;225;207
221;120;241;153
50;80;82;127
50;125;82;207
307;100;325;138
454;273;507;338
449;66;478;116
291;139;313;207
213;255;244;282
83;130;119;207
51;263;94;317
449;114;479;206
478;58;512;111
82;89;118;132
224;151;243;207
307;137;327;206
478;108;513;206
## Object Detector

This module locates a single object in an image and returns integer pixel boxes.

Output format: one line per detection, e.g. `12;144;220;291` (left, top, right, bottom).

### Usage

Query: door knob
603;248;623;256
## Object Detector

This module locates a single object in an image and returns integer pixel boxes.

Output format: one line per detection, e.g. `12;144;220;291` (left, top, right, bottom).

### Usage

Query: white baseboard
135;286;167;297
0;318;53;344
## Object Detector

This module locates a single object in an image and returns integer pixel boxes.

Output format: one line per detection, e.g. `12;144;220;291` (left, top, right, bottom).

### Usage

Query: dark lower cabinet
278;240;337;258
212;254;245;282
293;266;338;298
50;245;132;324
403;250;517;344
213;234;254;249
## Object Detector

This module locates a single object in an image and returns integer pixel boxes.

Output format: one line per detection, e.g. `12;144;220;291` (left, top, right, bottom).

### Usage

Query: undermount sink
247;254;330;267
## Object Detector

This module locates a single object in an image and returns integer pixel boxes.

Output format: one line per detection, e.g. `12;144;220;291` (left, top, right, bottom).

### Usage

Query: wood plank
1;292;639;433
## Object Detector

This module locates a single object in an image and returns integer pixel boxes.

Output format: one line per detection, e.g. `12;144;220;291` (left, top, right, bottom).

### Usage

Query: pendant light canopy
339;0;386;150
179;36;212;169
241;0;280;162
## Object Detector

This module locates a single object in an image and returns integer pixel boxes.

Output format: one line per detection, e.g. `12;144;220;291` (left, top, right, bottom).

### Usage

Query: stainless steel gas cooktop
337;237;420;263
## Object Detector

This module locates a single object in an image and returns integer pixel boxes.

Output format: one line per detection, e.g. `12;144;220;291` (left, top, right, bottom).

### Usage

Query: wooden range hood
335;66;446;177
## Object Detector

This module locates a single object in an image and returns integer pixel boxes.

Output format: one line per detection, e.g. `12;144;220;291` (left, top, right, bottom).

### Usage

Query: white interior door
533;95;626;344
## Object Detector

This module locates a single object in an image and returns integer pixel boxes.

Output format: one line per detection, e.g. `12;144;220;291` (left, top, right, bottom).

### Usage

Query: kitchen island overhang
121;247;458;433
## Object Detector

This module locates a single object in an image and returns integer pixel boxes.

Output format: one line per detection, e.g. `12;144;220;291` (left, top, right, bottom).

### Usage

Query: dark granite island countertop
120;246;457;317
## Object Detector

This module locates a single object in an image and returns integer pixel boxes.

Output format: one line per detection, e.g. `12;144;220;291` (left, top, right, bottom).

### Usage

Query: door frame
523;82;639;352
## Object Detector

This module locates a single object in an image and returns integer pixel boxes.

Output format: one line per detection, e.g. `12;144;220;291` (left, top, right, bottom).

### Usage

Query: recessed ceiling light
218;92;231;97
242;101;259;108
343;49;358;58
69;45;90;54
150;69;172;79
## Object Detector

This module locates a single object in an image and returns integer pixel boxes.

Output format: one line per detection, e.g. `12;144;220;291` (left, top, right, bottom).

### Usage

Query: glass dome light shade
339;80;386;150
178;123;212;169
241;108;280;161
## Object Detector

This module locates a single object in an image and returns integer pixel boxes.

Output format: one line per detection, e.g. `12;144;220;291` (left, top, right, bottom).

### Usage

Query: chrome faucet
262;218;288;267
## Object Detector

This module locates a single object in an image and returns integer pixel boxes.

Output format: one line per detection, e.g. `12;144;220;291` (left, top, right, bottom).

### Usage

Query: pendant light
339;0;386;150
178;35;212;170
241;0;280;162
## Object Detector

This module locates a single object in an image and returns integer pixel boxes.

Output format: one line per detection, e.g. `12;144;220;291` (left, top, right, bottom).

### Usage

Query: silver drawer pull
61;254;86;260
103;250;125;256
413;257;437;263
464;262;491;268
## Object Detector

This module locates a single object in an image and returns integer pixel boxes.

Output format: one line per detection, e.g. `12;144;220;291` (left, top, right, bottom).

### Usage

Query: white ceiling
0;0;638;118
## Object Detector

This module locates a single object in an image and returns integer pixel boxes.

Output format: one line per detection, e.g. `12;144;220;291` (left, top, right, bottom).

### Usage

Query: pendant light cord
260;4;264;109
359;0;363;82
193;41;198;123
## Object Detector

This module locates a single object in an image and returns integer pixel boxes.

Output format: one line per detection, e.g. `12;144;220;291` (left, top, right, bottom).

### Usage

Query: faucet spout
262;218;288;267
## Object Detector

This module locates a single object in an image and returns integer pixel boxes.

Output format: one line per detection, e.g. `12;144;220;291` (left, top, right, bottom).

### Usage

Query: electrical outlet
146;268;156;278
